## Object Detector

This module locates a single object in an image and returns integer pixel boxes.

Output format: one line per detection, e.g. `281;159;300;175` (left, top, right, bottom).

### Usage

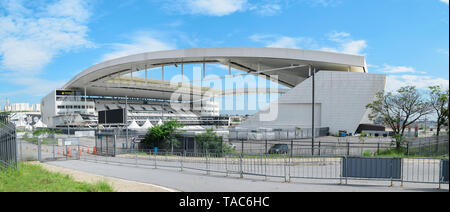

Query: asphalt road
45;159;448;192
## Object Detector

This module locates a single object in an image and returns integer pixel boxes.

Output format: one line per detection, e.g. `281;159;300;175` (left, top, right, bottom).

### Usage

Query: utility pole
310;65;316;156
126;96;128;149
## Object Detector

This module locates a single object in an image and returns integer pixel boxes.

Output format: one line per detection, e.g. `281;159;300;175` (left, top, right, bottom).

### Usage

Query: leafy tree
143;120;184;150
428;86;449;136
366;86;432;149
195;129;234;154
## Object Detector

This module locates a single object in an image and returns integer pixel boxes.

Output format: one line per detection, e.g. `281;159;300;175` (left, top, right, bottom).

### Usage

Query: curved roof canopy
64;47;367;100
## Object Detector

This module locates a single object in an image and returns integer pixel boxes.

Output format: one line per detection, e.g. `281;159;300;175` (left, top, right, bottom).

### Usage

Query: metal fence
405;135;449;157
0;114;18;170
16;132;84;162
229;139;394;157
229;127;330;141
77;148;449;187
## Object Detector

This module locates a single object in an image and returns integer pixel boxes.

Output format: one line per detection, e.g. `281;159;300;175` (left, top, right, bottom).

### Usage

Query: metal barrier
441;159;449;185
76;148;449;188
342;157;402;186
0;115;18;170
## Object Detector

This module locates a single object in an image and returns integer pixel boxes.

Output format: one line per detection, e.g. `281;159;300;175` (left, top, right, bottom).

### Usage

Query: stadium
40;47;386;139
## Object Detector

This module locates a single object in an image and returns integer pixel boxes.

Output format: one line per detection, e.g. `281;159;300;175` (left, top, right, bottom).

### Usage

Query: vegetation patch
0;163;114;192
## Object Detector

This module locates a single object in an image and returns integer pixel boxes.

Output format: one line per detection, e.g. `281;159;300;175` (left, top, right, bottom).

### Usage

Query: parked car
228;142;237;150
268;144;289;154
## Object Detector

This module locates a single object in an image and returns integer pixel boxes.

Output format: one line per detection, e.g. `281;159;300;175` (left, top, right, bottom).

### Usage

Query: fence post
154;151;157;169
289;140;293;182
206;152;210;175
225;154;228;176
347;142;350;156
265;140;268;155
15;128;18;171
19;138;23;162
339;157;343;185
377;143;380;155
285;155;289;183
38;138;42;162
52;139;55;160
318;141;321;156
241;139;244;155
436;138;439;156
406;142;410;156
180;152;184;172
438;159;442;190
345;156;348;185
264;152;267;181
239;153;243;178
389;158;394;187
400;158;404;187
135;150;138;166
113;134;117;157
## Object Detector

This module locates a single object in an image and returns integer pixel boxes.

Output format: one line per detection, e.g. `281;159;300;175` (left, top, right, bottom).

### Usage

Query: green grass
0;163;114;192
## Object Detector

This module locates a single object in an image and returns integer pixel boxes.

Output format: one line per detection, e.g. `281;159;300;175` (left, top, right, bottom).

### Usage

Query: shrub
195;129;234;154
143;119;183;150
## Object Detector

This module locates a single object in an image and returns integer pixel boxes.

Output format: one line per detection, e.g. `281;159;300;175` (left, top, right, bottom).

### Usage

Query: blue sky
0;0;449;114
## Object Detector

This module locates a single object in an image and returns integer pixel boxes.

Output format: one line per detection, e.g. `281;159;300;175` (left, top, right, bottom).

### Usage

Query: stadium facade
41;47;386;135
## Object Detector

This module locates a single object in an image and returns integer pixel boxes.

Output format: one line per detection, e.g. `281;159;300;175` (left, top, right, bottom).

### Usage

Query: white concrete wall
41;90;56;127
239;71;386;134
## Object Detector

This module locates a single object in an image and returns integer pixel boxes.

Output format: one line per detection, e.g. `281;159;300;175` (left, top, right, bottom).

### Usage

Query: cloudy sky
0;0;449;112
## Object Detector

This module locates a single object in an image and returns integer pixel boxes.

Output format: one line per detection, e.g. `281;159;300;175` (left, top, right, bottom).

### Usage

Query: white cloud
440;0;449;5
250;31;367;55
437;49;449;56
100;33;176;62
249;3;282;16
0;0;93;74
0;0;93;98
46;0;91;23
320;31;367;55
1;76;68;97
310;0;341;7
168;0;247;16
250;34;315;49
386;75;449;92
376;64;424;74
165;0;284;16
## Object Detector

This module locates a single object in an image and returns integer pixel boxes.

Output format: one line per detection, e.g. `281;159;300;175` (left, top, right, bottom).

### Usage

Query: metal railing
0;114;18;170
77;148;449;188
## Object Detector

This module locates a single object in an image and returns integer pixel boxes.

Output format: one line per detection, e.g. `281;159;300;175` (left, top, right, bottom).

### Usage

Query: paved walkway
45;160;448;192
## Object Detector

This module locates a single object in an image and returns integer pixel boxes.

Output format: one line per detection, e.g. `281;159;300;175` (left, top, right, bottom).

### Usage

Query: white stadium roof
63;47;367;100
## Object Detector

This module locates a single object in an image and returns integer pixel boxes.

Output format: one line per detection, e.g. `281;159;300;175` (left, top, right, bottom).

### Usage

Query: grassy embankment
0;163;114;192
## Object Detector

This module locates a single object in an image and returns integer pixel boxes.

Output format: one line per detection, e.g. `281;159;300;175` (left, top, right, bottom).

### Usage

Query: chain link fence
405;135;449;157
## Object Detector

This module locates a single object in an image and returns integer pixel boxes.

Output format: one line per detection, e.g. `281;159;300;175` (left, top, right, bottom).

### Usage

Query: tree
428;86;449;136
366;86;432;149
195;129;234;154
144;120;184;150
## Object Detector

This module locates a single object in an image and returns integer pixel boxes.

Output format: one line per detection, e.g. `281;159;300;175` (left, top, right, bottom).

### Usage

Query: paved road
46;160;448;192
